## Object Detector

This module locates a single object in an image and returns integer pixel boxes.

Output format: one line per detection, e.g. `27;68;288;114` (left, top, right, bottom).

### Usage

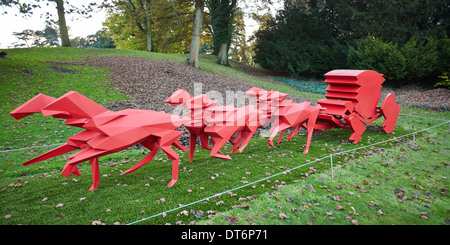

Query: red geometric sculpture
244;87;321;154
314;70;400;143
10;91;188;191
9;69;400;191
165;89;218;162
165;89;260;160
203;103;260;159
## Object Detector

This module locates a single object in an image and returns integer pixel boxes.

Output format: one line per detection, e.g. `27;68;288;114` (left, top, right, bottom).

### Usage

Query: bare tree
54;0;70;47
188;0;204;68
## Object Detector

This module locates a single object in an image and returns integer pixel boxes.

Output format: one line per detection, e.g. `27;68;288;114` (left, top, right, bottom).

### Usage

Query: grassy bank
0;47;448;225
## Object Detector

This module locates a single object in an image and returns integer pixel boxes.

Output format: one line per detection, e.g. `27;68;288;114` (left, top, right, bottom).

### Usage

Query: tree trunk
146;16;152;52
217;42;229;65
55;0;71;47
188;0;204;68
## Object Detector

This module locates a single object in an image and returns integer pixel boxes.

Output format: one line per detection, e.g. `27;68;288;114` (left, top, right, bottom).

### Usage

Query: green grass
0;47;449;225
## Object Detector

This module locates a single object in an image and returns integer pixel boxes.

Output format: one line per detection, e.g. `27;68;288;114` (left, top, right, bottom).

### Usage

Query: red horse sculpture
244;87;321;154
165;89;260;160
10;91;188;190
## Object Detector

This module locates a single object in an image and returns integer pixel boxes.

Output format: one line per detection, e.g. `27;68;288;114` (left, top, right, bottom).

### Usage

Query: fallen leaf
92;220;104;225
222;215;238;224
335;205;345;211
279;213;288;219
333;196;343;202
306;184;316;192
156;198;166;204
351;220;360;225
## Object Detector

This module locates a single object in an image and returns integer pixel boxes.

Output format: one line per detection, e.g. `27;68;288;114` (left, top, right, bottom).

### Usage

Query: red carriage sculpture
313;70;401;143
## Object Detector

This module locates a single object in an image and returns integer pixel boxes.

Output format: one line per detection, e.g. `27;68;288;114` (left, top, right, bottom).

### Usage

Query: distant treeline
252;0;449;86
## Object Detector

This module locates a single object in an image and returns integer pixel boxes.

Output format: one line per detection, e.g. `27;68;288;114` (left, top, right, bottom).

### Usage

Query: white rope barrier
0;143;64;153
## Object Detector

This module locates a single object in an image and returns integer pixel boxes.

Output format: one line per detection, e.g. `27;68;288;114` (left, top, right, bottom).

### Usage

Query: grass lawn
0;47;449;226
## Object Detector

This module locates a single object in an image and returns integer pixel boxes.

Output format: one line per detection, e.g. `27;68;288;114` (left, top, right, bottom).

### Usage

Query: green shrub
401;37;440;81
435;72;450;88
347;36;407;81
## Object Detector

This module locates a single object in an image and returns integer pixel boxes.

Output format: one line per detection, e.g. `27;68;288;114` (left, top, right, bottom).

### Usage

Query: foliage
252;0;450;85
228;8;251;63
435;73;450;88
70;28;115;49
347;36;407;81
252;6;343;77
401;37;440;81
12;22;60;48
318;0;449;46
207;0;236;55
103;0;193;53
103;7;147;50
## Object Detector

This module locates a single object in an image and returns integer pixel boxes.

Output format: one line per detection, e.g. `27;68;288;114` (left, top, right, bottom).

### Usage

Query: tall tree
104;0;193;53
54;0;70;47
188;0;204;68
207;0;237;65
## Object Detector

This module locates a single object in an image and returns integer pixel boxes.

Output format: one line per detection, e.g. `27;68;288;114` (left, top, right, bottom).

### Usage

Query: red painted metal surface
315;69;401;143
9;70;400;191
245;87;321;154
166;89;261;160
165;89;220;161
10;91;188;191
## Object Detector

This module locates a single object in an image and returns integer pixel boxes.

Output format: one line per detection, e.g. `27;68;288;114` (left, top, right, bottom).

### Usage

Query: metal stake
330;154;334;182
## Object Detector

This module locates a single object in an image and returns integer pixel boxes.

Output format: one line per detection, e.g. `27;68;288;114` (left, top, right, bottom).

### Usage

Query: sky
0;0;107;49
0;0;282;49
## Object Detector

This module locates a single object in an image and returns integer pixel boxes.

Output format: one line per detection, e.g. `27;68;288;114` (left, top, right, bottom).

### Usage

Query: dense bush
347;36;449;83
401;37;440;81
347;36;407;81
252;8;344;77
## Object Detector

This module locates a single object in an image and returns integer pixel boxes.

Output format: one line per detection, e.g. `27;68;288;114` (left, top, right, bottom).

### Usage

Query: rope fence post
330;154;334;182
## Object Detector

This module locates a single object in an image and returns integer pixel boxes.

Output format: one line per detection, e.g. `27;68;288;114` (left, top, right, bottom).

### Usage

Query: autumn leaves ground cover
0;47;448;225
